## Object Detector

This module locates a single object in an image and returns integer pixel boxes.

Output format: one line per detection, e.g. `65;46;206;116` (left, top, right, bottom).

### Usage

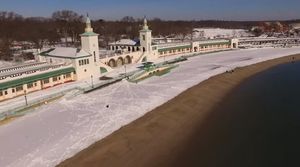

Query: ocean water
174;61;300;167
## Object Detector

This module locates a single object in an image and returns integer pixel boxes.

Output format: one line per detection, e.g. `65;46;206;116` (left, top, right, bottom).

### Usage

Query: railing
134;52;144;63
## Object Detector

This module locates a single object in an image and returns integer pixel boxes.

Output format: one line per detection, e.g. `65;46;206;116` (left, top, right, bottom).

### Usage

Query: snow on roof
156;42;191;49
109;39;138;46
46;47;91;59
193;28;251;38
0;61;16;68
198;39;230;44
291;23;300;29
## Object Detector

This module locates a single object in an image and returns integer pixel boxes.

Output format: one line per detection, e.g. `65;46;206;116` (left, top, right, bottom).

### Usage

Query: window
143;35;145;41
12;89;15;93
43;79;50;84
53;77;58;82
94;51;96;62
79;59;90;66
66;73;71;78
27;83;34;89
16;86;23;92
5;91;8;95
0;91;2;96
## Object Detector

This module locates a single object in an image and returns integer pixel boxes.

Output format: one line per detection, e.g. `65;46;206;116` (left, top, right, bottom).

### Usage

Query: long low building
0;63;75;101
238;37;300;48
5;16;300;102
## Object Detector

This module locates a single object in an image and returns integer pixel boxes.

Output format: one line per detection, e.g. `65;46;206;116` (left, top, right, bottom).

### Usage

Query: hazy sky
0;0;299;21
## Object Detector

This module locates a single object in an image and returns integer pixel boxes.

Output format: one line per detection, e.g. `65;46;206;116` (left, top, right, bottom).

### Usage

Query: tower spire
143;16;149;30
85;13;93;33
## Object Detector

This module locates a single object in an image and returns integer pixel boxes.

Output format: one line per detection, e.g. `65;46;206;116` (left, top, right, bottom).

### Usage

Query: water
174;61;300;167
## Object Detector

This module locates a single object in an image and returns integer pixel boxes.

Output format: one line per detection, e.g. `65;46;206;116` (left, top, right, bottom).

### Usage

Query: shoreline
55;54;298;166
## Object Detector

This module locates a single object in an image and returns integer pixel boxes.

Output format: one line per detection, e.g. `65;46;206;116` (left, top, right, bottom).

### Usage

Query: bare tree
52;10;83;46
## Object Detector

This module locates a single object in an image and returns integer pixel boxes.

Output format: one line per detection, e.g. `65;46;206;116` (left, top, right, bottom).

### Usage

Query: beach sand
58;54;300;167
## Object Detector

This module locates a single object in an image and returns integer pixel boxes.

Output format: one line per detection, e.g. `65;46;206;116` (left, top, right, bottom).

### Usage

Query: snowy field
1;47;300;167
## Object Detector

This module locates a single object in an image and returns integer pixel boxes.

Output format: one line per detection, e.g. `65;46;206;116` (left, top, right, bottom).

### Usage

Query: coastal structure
238;37;300;48
105;17;239;67
0;16;255;102
0;16;103;102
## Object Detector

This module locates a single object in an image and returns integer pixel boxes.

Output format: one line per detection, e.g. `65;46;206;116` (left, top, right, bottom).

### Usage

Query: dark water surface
174;61;300;167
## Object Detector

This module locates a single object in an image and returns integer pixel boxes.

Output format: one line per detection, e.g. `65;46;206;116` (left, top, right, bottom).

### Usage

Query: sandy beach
57;54;300;167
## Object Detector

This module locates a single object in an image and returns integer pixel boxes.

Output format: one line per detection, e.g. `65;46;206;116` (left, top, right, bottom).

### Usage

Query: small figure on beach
292;57;295;63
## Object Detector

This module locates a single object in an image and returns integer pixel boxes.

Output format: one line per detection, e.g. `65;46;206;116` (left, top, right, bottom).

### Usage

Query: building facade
0;16;101;102
0;16;240;102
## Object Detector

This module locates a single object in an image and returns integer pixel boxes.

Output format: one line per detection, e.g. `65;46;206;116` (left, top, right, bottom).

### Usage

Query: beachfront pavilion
155;39;235;57
0;15;240;102
0;15;104;102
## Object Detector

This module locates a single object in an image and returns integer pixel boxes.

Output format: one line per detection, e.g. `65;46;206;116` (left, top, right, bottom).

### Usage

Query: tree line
1;10;299;60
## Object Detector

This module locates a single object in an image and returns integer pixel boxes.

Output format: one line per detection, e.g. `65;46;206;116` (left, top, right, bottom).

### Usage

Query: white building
0;15;104;101
0;16;240;102
193;28;252;39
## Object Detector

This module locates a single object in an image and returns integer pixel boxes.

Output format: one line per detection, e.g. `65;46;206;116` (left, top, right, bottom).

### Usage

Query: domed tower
80;14;99;63
139;16;152;54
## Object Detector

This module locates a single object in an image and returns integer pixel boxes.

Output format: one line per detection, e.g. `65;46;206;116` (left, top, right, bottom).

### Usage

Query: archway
128;46;131;52
108;59;116;67
132;47;135;52
233;43;237;48
143;47;146;52
124;56;132;64
116;57;124;67
194;47;198;52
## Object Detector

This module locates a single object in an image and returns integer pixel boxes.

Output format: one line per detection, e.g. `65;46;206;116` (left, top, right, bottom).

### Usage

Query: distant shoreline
58;54;300;167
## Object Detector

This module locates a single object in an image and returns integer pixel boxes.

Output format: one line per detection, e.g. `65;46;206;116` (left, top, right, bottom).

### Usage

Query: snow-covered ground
1;47;300;167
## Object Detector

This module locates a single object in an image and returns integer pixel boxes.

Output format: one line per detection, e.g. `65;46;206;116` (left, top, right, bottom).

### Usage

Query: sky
0;0;299;21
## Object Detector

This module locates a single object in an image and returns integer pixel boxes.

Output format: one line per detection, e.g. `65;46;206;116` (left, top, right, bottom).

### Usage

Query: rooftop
0;62;68;81
41;47;91;59
109;39;139;46
80;32;99;37
0;67;75;90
